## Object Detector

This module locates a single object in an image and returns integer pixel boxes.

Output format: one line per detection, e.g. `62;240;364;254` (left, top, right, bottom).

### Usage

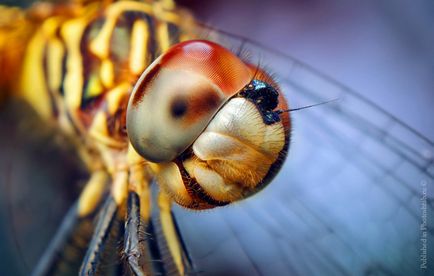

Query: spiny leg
123;156;194;276
32;170;108;276
124;191;164;276
124;192;147;276
123;158;163;276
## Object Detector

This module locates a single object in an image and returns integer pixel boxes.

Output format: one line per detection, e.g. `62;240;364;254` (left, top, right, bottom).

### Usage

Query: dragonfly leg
152;191;194;276
124;191;164;276
32;170;108;276
78;170;109;217
124;191;147;276
123;163;163;276
80;170;128;275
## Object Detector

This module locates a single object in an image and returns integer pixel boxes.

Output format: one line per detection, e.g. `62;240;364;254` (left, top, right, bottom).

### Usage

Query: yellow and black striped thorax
18;0;195;145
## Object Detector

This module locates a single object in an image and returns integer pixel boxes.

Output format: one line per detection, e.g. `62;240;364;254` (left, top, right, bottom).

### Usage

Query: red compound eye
160;40;252;95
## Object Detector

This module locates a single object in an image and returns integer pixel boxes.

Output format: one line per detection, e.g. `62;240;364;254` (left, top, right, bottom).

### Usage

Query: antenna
277;98;339;113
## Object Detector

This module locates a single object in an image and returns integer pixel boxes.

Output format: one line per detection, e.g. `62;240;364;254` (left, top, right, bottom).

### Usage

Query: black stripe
167;22;181;45
56;25;68;98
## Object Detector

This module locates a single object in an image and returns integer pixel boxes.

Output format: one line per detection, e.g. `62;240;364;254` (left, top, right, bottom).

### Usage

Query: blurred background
0;0;433;275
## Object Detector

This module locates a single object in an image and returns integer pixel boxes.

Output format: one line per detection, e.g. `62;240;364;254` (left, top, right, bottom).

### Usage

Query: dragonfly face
127;40;290;209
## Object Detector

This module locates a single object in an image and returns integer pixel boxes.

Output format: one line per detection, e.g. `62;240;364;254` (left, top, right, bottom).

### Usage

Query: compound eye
126;40;252;163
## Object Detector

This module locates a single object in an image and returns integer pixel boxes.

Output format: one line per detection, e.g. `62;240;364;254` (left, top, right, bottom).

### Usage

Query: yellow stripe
106;82;130;114
86;72;104;98
89;1;153;59
100;58;115;88
89;0;183;60
61;18;88;110
19;27;52;118
160;0;176;10
129;19;149;75
158;192;185;275
112;170;129;205
78;170;109;217
88;15;116;59
157;21;170;52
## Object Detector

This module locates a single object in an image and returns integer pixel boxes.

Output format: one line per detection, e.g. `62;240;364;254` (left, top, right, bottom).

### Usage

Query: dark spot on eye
170;96;188;118
132;64;161;106
182;90;221;124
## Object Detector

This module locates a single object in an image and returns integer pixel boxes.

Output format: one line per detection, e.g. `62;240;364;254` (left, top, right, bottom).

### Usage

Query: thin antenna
277;98;339;113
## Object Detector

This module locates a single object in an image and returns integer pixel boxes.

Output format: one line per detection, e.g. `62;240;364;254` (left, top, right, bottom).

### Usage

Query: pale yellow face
126;40;290;209
175;97;286;203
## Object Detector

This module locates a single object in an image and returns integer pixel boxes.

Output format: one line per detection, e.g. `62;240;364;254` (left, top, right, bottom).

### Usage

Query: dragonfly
1;0;433;276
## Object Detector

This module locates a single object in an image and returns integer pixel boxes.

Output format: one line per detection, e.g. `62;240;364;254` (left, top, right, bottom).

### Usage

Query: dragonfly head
126;40;291;209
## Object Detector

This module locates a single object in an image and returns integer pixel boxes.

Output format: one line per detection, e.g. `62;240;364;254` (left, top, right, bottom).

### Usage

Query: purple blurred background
179;0;434;140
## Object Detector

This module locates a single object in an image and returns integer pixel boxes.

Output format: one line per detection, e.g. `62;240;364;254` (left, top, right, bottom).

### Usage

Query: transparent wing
174;27;434;276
